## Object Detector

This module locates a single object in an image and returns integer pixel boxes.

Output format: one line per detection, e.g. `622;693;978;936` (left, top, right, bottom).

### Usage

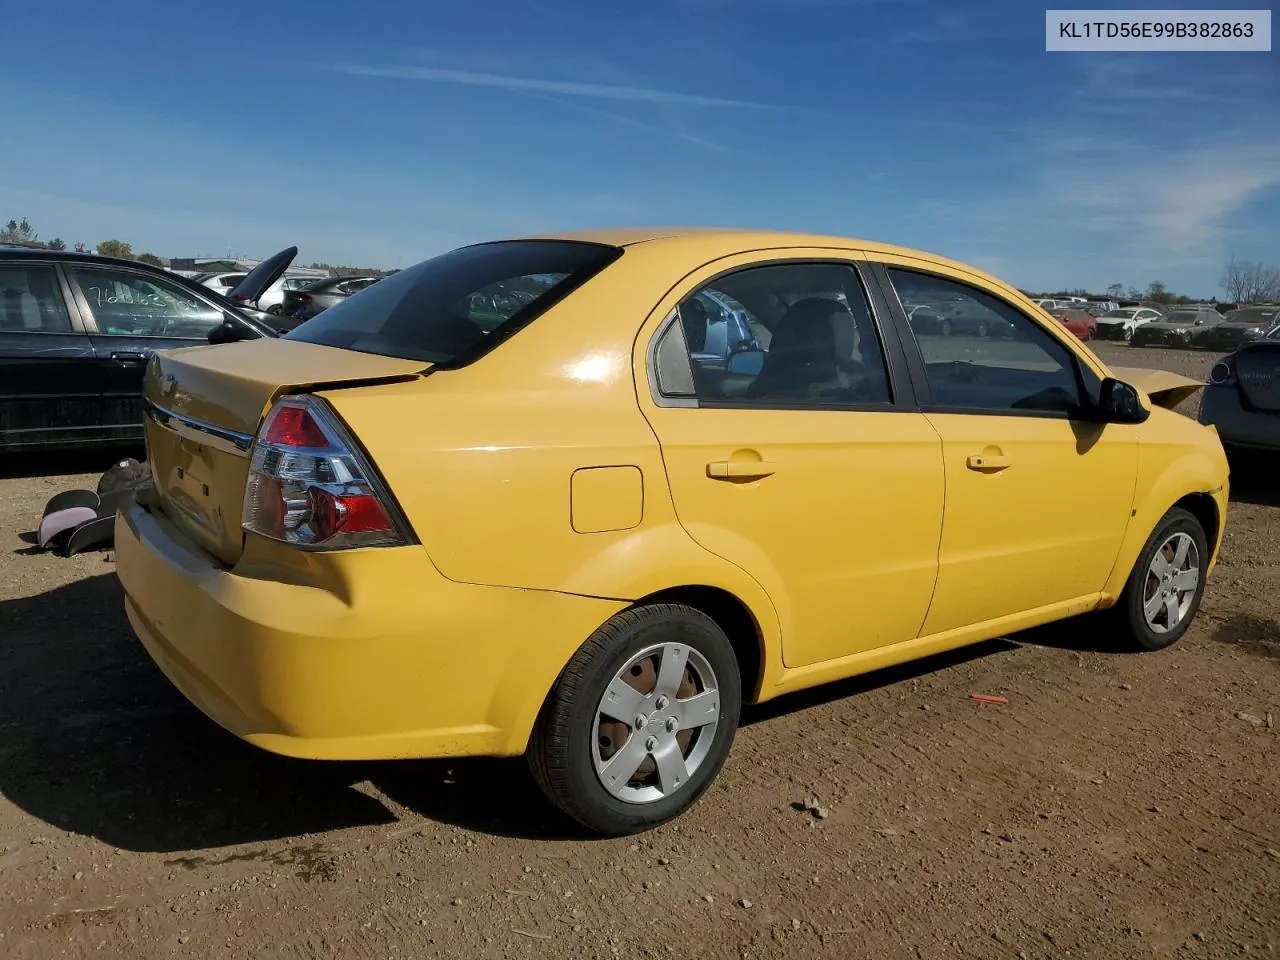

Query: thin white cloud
518;90;736;153
333;63;785;110
1043;138;1280;266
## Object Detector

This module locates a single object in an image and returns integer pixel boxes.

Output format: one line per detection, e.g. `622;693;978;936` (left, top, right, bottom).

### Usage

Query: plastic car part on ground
35;458;152;556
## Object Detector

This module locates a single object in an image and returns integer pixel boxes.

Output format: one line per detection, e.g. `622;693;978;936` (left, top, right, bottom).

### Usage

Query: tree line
1;217;165;266
1024;270;1278;306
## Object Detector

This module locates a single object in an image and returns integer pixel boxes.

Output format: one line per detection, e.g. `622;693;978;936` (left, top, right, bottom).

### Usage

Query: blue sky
1;0;1276;296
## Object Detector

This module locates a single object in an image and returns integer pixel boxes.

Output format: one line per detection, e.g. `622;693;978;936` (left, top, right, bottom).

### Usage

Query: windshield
287;240;622;365
1102;310;1136;318
1163;312;1198;325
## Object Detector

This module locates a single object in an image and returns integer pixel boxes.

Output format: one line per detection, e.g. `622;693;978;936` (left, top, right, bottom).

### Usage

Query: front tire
528;604;742;836
1111;507;1209;651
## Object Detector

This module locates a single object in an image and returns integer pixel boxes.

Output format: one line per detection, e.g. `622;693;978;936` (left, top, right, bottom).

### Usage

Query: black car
1199;325;1280;453
282;275;379;321
0;247;288;451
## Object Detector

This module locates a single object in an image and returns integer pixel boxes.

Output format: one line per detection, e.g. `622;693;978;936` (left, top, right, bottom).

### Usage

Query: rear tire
1110;507;1208;651
528;604;742;836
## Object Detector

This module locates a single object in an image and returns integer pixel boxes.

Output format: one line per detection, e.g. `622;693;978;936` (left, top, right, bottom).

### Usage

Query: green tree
1147;280;1169;303
1106;283;1124;299
2;217;38;242
136;252;165;267
96;239;135;259
46;237;66;251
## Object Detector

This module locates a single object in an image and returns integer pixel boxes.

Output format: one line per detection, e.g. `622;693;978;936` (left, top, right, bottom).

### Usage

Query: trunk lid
1235;342;1280;413
226;246;297;307
1109;365;1203;410
143;338;427;564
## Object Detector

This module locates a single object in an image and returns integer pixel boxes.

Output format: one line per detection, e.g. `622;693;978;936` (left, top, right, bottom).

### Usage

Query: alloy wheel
593;643;720;804
1142;532;1200;634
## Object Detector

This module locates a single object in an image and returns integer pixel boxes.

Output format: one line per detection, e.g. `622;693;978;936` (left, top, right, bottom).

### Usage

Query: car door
0;260;100;449
65;263;228;442
639;255;945;669
875;262;1138;637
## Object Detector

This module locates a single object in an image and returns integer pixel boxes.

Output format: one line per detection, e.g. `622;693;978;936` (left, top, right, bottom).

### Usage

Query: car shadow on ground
1226;451;1279;507
3;573;1049;848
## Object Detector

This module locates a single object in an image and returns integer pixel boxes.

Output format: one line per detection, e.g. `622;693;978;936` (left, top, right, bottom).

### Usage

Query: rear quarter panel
321;247;786;692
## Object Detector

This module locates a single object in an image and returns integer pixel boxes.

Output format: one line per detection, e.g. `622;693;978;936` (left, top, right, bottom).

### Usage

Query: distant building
169;257;331;279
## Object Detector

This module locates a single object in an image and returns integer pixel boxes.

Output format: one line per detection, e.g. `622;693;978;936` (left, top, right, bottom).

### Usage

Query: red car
1050;306;1098;341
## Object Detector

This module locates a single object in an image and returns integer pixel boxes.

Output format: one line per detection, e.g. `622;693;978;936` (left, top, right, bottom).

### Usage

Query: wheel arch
631;585;766;703
1100;444;1228;603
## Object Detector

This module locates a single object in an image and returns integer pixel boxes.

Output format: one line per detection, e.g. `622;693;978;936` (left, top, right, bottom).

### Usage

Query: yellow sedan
116;229;1228;835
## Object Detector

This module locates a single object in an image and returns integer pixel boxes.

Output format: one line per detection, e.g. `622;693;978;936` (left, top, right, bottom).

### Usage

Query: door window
70;267;224;338
655;262;892;406
887;269;1082;415
0;264;73;332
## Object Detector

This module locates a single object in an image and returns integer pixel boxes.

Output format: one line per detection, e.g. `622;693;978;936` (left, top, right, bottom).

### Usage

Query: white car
255;276;321;315
198;271;249;294
1095;307;1163;342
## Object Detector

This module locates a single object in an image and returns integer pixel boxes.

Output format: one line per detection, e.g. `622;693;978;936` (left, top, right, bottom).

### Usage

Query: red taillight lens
307;488;392;540
243;397;408;550
263;405;329;447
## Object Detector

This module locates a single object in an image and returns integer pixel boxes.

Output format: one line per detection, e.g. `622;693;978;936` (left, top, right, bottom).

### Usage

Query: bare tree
1221;260;1280;303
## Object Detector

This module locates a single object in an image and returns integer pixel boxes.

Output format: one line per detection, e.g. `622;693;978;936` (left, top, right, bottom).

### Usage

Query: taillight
242;396;410;550
1209;358;1236;386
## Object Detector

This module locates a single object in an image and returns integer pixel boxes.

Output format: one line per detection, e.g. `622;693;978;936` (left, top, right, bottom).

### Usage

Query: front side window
887;269;1082;415
70;266;224;338
656;262;892;406
0;264;73;332
289;240;622;365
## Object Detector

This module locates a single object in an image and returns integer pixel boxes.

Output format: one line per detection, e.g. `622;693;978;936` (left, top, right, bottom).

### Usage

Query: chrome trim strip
144;400;255;457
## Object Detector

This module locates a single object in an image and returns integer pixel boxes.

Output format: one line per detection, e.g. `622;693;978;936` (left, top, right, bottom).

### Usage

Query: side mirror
1096;377;1149;424
726;348;764;376
207;319;252;345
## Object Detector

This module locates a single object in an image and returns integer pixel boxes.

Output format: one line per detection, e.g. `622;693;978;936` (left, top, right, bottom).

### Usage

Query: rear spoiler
1109;365;1204;410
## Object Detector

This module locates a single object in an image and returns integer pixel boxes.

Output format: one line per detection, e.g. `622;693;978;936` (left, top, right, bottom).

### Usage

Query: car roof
515;226;1017;294
0;247;166;272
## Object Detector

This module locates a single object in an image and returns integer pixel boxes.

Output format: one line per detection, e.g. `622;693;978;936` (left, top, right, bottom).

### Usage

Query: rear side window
0;264;73;332
288;240;621;365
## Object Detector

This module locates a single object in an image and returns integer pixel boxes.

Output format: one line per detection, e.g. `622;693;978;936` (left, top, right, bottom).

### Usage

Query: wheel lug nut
645;736;658;752
655;696;669;710
635;714;647;730
665;718;678;733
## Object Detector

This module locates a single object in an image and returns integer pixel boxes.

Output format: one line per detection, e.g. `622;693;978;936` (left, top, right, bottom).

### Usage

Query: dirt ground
1;342;1277;960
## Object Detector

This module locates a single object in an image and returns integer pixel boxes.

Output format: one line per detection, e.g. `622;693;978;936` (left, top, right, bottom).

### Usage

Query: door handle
111;351;148;365
966;453;1011;471
707;460;778;480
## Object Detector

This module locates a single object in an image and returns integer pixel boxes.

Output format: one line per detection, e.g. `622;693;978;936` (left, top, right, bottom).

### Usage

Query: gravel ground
1;342;1277;960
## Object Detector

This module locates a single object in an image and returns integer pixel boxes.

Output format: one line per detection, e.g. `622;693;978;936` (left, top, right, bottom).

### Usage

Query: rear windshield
287;240;621;365
1228;307;1278;325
